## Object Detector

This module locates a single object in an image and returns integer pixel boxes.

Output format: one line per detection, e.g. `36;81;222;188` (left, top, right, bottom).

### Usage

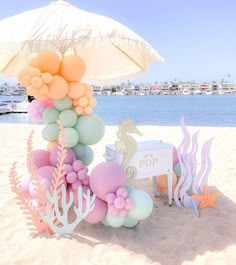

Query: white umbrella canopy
0;0;164;82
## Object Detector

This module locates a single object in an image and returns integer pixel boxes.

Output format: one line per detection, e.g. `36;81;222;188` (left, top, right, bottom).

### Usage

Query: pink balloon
84;197;107;224
90;162;127;201
43;98;54;107
50;147;75;166
20;175;31;195
37;166;56;182
28;149;51;169
173;146;179;166
69;185;90;205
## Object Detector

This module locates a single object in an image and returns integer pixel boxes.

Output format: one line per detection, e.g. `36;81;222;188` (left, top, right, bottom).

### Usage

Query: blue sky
0;0;235;83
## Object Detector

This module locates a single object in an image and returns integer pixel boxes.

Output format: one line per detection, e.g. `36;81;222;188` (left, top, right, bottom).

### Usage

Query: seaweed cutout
9;162;49;236
41;185;95;236
174;117;213;213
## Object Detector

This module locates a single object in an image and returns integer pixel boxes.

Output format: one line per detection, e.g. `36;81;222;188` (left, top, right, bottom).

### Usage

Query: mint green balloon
42;107;60;124
174;162;181;178
72;143;88;160
80;146;94;166
42;123;59;141
101;216;110;226
128;189;153;220
106;214;125;228
126;186;135;194
123;216;139;228
54;96;72;111
74;114;105;145
59;109;77;127
62;128;79;148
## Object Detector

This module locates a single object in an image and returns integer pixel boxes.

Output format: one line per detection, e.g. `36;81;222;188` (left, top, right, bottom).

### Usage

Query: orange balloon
47;140;59;151
26;85;37;96
84;106;93;115
37;51;61;74
89;97;97;107
48;75;69;100
74;106;83;115
31;77;43;89
22;75;31;86
60;55;86;82
39;85;49;95
29;56;39;68
78;96;88;107
18;66;31;85
34;91;48;100
41;73;53;84
67;82;85;99
84;83;93;93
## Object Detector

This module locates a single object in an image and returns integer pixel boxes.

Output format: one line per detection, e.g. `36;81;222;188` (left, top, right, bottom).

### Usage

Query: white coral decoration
41;185;95;236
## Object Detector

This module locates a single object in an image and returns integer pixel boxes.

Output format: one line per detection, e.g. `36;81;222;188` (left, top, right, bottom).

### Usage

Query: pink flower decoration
28;100;46;124
105;187;134;217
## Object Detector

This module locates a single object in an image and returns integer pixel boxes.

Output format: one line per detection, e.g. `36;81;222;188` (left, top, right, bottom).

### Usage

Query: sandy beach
1;123;236;265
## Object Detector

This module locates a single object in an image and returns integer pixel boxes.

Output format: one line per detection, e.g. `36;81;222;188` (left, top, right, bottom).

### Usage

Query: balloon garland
9;51;153;236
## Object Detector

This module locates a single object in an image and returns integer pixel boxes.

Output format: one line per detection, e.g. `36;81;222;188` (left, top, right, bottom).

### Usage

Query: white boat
193;89;202;95
182;89;192;95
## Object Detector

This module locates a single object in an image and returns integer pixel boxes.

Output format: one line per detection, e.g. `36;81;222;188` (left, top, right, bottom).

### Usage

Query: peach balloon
48;75;69;100
37;51;61;74
74;106;83;115
84;106;93;115
26;85;36;96
60;55;86;82
41;73;53;84
39;85;49;95
84;83;93;93
29;56;39;68
34;91;48;100
47;140;59;152
156;172;178;190
22;75;31;86
89;98;97;107
18;66;31;85
67;82;85;99
72;99;79;106
78;97;88;107
31;77;43;89
30;67;41;77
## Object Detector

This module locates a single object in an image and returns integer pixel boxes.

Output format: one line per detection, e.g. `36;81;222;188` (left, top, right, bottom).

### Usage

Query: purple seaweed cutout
174;117;213;209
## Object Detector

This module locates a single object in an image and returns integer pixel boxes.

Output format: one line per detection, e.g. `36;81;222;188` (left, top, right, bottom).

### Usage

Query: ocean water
0;95;236;126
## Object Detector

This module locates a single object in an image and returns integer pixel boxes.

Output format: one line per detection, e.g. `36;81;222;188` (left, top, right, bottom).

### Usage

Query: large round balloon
54;96;72;111
60;127;79;148
20;175;31;195
58;109;77;127
84;197;107;224
48;75;69;100
89;162;127;201
80;146;94;166
37;166;56;183
60;55;86;82
72;142;88;160
74;114;105;145
42;123;59;141
123;216;139;228
128;189;153;220
106;214;126;228
28;149;51;169
67;82;85;99
37;51;61;75
42;107;60;124
50;147;75;166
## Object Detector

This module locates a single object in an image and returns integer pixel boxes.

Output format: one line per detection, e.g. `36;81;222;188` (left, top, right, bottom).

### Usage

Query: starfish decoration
192;186;220;209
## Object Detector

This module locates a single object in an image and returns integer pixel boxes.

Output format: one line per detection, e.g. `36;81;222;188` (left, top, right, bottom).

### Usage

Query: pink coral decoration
106;187;134;217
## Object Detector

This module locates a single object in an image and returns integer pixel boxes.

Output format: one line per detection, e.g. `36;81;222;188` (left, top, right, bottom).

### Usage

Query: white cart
105;140;173;206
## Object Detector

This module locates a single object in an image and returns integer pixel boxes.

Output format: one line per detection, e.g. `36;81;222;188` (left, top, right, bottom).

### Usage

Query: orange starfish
192;186;220;209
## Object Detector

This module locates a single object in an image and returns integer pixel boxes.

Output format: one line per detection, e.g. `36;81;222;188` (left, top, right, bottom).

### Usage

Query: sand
0;123;236;265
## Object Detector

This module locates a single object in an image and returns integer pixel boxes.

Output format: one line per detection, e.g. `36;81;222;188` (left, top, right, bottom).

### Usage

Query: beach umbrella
0;0;164;82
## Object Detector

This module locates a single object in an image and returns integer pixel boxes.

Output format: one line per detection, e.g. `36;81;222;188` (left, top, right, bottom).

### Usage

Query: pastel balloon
29;56;39;68
80;146;94;166
58;109;77;127
128;189;153;220
47;140;59;152
173;146;179;166
18;66;31;86
84;197;107;224
74;114;105;145
72;142;88;160
60;55;86;82
41;73;53;84
37;51;61;74
48;75;69;100
106;214;125;228
54;96;72;111
28;149;51;169
31;76;43;89
42;107;60;124
20;175;31;195
67;82;85;99
123;216;139;228
30;67;41;77
156;172;178;190
42;123;59;141
50;147;75;167
174;162;181;178
37;166;56;182
89;161;127;201
60;127;79;148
